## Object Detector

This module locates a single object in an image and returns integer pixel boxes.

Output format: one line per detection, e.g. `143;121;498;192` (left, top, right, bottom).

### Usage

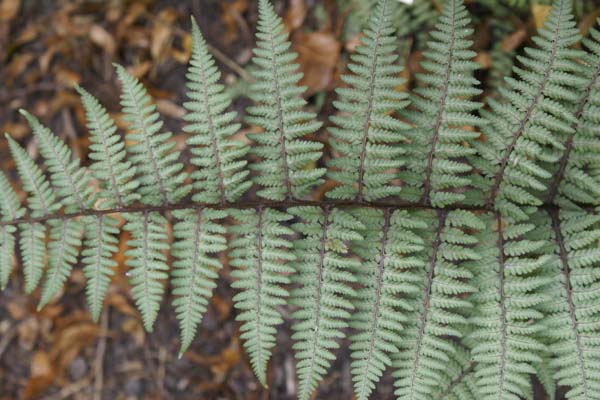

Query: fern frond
172;208;227;355
246;0;325;201
392;209;482;400
6;135;60;293
229;207;295;386
124;211;170;331
543;209;600;399
469;213;551;399
400;0;483;208
0;172;24;289
476;0;585;220
184;19;251;204
20;110;95;212
289;206;363;400
547;20;600;207
81;215;120;322
38;218;83;309
77;85;140;208
115;64;190;206
327;0;409;202
349;208;427;400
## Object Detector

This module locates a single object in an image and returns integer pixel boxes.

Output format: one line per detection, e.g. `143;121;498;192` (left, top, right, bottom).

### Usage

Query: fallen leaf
0;0;20;21
501;26;527;52
23;351;54;400
284;0;307;31
531;4;552;29
151;9;176;61
90;24;116;55
221;0;248;44
294;31;341;95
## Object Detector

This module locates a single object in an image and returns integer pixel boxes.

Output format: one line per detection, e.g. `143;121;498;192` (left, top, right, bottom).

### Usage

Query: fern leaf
289;206;363;400
20;110;95;212
476;0;585;220
229;207;295;386
6;135;60;293
246;0;325;201
77;85;140;208
115;64;190;206
543;209;600;399
38;218;83;309
400;0;483;208
0;172;24;289
172;208;227;355
392;209;481;400
547;20;600;207
349;208;427;400
124;211;170;331
469;213;551;399
81;215;120;322
327;0;410;202
6;135;60;218
184;19;251;204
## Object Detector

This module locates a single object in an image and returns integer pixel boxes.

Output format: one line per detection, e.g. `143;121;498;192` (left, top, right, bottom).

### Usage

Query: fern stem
1;200;487;227
408;209;447;399
486;0;566;209
253;205;266;385
420;0;456;207
356;207;390;399
299;205;330;400
495;213;508;399
268;21;293;202
545;61;600;205
549;208;590;398
356;0;387;202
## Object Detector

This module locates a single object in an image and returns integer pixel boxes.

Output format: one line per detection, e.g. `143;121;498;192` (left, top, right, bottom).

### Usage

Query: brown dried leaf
501;26;527;52
532;4;552;29
90;24;116;55
23;351;54;400
221;0;248;44
0;0;20;21
284;0;307;31
294;31;341;95
151;9;176;61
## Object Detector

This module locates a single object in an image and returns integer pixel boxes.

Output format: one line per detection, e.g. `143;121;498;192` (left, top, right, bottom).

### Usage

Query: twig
93;308;110;400
206;43;255;83
0;323;19;359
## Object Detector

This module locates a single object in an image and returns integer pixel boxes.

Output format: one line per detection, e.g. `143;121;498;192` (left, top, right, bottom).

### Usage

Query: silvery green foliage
474;0;585;221
1;1;600;399
327;0;409;201
229;208;295;386
399;0;483;208
246;0;325;201
184;19;251;204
